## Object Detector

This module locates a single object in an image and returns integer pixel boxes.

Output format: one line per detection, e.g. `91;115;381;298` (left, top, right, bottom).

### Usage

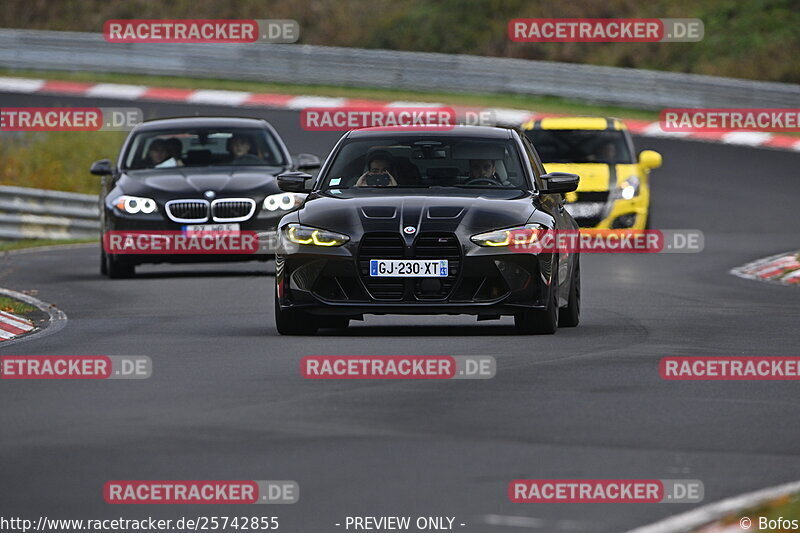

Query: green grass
0;238;98;252
689;492;800;531
0;295;37;316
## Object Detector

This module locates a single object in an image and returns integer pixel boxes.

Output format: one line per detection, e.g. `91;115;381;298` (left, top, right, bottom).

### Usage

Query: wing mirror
639;150;662;169
277;171;314;193
541;172;579;194
293;153;321;171
90;159;114;176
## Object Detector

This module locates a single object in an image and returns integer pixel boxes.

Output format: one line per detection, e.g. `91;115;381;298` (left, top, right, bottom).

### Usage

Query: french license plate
183;223;240;234
369;259;448;277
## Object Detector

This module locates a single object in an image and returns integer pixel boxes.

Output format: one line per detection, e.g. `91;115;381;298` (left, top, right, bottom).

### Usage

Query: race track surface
1;92;799;532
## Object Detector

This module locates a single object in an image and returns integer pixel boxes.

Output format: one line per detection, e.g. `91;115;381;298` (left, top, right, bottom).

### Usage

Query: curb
730;251;800;286
0;308;34;341
0;287;67;347
626;479;800;533
1;76;799;151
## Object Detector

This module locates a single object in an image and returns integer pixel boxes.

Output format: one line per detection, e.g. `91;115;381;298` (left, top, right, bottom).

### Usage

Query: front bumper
276;235;557;317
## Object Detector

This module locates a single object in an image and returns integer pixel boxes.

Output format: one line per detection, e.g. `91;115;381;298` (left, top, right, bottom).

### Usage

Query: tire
274;286;318;335
106;253;135;279
515;282;558;335
559;255;580;327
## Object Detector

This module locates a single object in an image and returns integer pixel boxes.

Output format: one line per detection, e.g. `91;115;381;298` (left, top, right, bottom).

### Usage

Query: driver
468;159;503;184
147;139;180;168
355;150;398;187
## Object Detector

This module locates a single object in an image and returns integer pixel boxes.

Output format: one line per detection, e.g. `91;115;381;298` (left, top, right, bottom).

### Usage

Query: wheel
105;253;135;279
559;255;580;327
274;286;318;335
515;282;558;335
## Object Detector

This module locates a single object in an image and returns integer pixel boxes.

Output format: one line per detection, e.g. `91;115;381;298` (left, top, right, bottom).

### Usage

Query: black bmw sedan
274;125;581;335
91;117;319;278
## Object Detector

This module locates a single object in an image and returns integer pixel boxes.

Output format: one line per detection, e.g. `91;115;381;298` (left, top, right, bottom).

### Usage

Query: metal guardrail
1;28;799;110
0;185;99;240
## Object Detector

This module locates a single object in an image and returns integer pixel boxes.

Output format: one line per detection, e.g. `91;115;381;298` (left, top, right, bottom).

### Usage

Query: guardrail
1;28;799;110
0;185;99;240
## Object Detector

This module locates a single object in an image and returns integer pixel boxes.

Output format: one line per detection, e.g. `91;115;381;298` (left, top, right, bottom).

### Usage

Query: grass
0;238;98;252
0;295;37;316
695;492;800;531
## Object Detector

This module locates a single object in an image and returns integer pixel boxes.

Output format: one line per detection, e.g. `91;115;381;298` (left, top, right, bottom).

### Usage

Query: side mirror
541;172;579;194
90;159;114;176
639;150;662;169
277;171;313;193
293;153;321;171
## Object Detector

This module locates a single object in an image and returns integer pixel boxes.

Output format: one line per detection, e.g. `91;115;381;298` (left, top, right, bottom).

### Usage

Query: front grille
358;233;406;300
165;200;209;223
412;233;460;300
212;198;256;222
567;191;610;228
357;232;462;301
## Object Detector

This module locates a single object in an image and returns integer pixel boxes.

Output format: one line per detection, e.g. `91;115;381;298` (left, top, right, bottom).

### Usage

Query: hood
297;188;537;236
118;167;284;198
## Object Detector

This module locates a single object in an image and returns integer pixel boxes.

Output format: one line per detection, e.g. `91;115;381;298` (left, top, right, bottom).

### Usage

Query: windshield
525;129;634;164
321;136;528;191
122;127;288;170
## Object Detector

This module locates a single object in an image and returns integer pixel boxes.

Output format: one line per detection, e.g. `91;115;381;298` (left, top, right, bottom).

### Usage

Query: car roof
133;116;270;132
520;117;628;131
346;125;512;139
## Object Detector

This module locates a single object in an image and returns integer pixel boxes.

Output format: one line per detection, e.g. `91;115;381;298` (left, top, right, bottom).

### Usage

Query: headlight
263;192;306;212
112;195;157;214
612;176;640;200
283;223;349;247
471;224;547;247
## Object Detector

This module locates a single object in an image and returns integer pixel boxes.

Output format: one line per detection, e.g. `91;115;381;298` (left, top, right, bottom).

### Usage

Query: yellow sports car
521;117;662;229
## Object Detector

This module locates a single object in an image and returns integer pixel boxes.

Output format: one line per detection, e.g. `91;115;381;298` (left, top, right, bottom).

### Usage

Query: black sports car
91;117;320;278
273;125;581;335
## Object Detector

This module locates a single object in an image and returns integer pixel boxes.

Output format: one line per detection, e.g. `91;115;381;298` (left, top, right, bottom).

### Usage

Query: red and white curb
625;479;800;533
0;309;34;341
731;251;800;286
1;76;800;151
0;286;67;346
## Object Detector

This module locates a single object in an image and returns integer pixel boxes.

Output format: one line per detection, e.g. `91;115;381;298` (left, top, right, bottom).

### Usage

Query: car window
122;127;288;170
321;136;529;190
525;129;635;164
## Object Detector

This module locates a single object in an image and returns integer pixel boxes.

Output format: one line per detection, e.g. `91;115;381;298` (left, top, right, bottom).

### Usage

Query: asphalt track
1;92;799;532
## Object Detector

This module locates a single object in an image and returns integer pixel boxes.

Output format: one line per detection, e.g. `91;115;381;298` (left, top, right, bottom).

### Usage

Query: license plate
369;259;448;277
183;223;240;234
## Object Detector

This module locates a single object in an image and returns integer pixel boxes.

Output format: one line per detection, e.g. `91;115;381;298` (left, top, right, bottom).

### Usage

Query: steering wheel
464;177;501;187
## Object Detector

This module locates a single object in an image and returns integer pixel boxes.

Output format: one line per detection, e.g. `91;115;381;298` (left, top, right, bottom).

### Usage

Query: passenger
355;150;398;187
229;134;263;165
